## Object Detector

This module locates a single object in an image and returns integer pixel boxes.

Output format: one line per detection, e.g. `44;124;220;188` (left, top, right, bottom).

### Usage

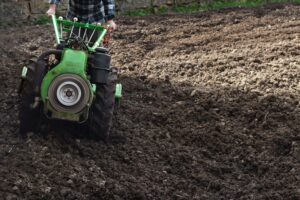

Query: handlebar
51;15;110;52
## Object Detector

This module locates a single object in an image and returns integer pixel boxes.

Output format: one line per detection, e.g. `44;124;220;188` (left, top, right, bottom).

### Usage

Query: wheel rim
48;74;91;113
56;81;82;106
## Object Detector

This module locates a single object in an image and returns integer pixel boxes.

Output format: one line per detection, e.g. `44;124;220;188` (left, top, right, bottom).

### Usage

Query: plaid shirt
49;0;115;23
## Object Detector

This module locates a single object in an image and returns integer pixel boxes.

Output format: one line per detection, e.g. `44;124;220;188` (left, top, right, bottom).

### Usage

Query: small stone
44;187;51;193
166;132;171;139
219;122;225;126
175;101;185;106
290;168;296;173
27;132;34;137
14;179;22;185
99;180;106;187
190;89;198;97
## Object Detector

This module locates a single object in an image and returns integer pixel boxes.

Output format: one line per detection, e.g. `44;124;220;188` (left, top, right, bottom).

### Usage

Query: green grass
33;15;51;25
125;5;168;16
157;5;168;13
125;0;300;16
173;0;295;13
126;7;155;16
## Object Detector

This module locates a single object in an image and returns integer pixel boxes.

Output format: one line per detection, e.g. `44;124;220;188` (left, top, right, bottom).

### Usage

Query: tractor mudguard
89;52;111;84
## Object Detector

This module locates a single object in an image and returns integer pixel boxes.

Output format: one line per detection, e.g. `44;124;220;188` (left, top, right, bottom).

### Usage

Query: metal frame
51;15;108;52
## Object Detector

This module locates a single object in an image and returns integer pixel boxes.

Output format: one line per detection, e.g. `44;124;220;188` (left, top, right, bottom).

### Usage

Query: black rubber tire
87;69;117;141
19;61;43;136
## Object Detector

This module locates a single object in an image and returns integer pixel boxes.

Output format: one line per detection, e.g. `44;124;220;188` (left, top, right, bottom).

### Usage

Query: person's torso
67;0;104;23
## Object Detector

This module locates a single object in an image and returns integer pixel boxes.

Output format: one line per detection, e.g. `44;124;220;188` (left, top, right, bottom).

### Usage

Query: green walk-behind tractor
19;15;122;140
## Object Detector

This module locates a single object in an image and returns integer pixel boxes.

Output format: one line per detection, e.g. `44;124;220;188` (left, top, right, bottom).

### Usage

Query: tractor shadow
6;74;299;151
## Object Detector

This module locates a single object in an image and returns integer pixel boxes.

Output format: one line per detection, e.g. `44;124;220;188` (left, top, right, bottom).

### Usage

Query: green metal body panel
92;84;97;93
39;15;119;122
41;49;91;102
44;100;90;122
51;15;61;44
21;66;28;78
115;84;122;99
41;49;94;122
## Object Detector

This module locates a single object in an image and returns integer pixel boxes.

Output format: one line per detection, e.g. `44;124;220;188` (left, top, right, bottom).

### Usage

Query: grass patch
33;15;51;25
174;0;296;13
126;7;155;16
125;0;300;16
157;5;168;13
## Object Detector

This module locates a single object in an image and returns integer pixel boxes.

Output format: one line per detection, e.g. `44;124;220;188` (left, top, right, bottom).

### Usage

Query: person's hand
106;20;117;30
46;4;56;16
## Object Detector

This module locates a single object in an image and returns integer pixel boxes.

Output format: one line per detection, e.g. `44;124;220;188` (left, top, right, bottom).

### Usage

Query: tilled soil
0;4;300;200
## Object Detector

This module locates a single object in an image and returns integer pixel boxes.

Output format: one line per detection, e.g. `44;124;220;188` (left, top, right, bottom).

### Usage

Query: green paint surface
21;66;28;78
115;83;122;99
41;49;90;102
52;15;107;52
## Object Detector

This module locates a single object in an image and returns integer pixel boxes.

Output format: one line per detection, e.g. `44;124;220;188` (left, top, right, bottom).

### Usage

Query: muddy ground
0;3;300;200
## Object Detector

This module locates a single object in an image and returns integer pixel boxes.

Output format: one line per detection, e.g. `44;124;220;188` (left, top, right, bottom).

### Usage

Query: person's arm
102;0;117;30
102;0;115;21
47;0;60;16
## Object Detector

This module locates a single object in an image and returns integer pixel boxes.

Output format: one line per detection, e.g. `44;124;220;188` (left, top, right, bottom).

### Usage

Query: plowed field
0;4;299;200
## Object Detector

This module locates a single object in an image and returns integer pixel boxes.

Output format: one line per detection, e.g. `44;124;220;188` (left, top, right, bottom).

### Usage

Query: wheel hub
56;81;82;107
48;74;91;113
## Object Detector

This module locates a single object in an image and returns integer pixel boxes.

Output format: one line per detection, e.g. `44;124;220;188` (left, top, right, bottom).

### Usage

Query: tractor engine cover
48;74;91;114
